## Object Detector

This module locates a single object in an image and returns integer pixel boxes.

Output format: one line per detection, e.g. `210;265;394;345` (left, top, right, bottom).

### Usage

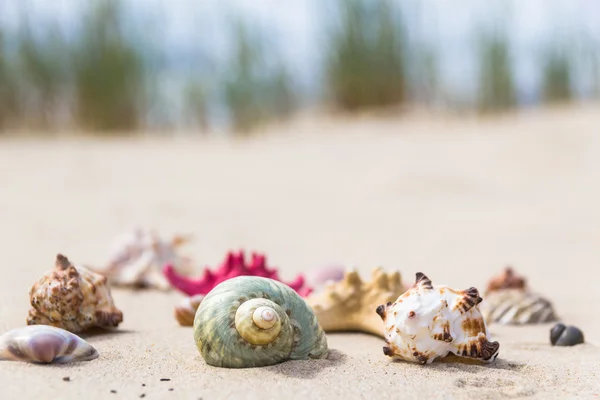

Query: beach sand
0;104;599;399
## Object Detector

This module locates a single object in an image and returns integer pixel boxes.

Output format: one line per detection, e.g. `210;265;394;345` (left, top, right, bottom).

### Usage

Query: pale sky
1;0;599;112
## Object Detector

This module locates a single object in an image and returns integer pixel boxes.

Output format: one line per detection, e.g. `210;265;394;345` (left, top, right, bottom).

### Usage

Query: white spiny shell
377;273;500;365
0;325;98;364
91;228;194;290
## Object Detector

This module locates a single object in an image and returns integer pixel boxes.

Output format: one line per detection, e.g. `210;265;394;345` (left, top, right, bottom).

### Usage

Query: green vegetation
184;80;209;131
0;31;19;129
0;1;598;135
17;18;68;129
541;48;572;104
73;0;147;131
222;21;296;133
326;0;406;111
477;31;517;112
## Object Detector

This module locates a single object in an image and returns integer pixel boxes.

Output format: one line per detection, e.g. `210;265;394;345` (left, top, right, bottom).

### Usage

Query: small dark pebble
140;395;146;398
62;377;70;382
110;390;117;394
169;388;174;391
160;378;171;382
550;323;584;346
142;384;146;387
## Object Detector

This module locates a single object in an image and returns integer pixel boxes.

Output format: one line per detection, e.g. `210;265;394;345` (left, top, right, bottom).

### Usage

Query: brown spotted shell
27;254;123;333
377;272;500;364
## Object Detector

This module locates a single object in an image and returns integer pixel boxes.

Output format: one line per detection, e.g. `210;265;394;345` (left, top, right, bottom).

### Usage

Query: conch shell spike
55;254;71;270
415;272;433;291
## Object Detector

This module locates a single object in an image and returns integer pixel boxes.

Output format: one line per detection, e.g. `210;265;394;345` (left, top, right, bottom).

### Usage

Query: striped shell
377;273;500;364
480;289;557;325
0;325;98;364
193;276;328;368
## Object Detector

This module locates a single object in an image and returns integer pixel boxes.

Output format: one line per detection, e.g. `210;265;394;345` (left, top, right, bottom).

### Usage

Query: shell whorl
193;276;328;368
235;299;285;345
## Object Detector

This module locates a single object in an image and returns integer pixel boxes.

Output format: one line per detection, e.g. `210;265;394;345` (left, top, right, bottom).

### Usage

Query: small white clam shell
0;325;99;364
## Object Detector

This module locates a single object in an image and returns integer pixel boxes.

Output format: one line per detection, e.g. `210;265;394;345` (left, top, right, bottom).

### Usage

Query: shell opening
253;306;278;330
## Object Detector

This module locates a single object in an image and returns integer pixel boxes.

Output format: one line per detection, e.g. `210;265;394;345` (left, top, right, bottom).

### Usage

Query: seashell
305;263;346;290
481;289;557;325
377;272;500;364
27;254;124;333
550;323;584;346
175;294;205;326
172;262;342;327
0;325;98;364
89;228;194;290
193;275;328;368
163;250;312;297
480;267;558;325
305;267;406;337
485;267;526;292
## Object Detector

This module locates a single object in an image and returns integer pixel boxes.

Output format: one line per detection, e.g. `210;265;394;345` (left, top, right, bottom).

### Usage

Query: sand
0;104;599;399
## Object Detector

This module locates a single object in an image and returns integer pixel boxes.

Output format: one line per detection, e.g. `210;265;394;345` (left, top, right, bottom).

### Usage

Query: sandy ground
0;104;599;399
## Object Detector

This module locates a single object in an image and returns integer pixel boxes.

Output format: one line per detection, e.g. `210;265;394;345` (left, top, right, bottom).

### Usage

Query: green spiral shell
193;276;329;368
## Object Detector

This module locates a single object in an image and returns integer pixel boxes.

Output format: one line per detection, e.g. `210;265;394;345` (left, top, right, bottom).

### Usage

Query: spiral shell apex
193;276;328;368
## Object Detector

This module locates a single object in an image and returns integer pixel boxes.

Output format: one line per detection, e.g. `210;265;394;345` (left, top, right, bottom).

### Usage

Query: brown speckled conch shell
305;267;406;337
27;254;124;333
480;266;557;325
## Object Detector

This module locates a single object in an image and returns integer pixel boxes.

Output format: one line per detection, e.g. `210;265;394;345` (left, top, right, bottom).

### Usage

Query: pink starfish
162;250;313;297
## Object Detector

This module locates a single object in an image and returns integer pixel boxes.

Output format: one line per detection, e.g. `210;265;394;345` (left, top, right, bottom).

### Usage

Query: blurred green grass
0;0;598;135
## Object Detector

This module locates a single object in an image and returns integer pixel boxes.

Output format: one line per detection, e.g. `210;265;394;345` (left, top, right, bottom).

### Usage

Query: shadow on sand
266;349;348;379
422;355;525;373
78;327;137;342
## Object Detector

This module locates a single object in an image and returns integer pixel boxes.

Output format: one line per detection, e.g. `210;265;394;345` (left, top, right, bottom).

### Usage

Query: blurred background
1;0;600;349
0;0;599;135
